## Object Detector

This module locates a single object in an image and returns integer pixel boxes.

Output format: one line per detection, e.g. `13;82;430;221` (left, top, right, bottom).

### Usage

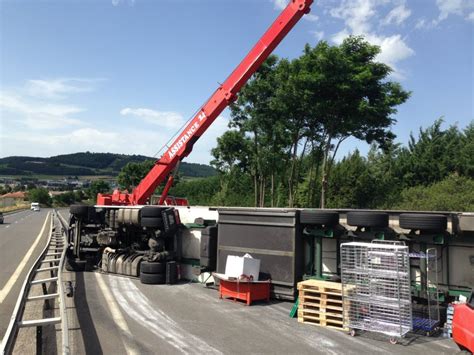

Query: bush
394;175;474;211
28;188;52;206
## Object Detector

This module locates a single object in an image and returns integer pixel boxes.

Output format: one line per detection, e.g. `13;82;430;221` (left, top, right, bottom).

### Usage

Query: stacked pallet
297;279;347;331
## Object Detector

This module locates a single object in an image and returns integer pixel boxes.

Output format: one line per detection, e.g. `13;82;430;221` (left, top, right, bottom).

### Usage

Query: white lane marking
111;276;222;354
94;273;140;355
0;212;50;303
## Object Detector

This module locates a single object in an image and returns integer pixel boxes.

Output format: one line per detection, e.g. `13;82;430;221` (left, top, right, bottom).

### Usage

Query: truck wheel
70;204;89;217
141;261;166;274
300;210;339;226
141;206;167;218
399;213;447;231
347;212;389;228
140;272;165;284
141;217;164;228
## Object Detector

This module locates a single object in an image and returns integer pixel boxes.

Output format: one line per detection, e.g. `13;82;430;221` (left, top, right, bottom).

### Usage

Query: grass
0;203;30;213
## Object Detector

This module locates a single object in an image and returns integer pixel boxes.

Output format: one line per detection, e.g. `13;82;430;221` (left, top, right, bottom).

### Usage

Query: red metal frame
453;297;474;352
219;279;271;306
97;0;314;206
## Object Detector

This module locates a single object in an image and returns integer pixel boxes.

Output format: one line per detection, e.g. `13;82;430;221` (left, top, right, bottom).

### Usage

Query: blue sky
0;0;473;165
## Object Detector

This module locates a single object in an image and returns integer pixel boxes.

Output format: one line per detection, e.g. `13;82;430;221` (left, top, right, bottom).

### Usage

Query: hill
0;152;216;178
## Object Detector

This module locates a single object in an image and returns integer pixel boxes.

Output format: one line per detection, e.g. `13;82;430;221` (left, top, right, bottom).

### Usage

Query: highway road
0;209;51;340
55;212;459;355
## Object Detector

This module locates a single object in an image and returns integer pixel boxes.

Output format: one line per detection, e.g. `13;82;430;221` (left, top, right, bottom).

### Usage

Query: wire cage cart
410;248;440;335
340;242;412;344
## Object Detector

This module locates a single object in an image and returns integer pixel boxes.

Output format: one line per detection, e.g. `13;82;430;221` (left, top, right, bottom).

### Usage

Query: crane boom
97;0;313;206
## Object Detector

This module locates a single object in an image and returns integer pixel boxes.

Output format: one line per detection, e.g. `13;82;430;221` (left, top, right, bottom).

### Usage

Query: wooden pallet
297;279;347;331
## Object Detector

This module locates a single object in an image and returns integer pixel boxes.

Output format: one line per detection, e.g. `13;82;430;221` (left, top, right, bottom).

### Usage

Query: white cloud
382;3;411;26
0;128;122;156
273;0;287;10
328;0;414;78
415;18;428;29
0;91;84;129
26;78;100;99
437;0;466;20
311;30;325;41
366;34;414;78
120;107;185;129
112;0;136;7
330;0;381;34
434;0;474;24
414;0;473;29
305;14;320;22
0;117;228;164
331;29;350;44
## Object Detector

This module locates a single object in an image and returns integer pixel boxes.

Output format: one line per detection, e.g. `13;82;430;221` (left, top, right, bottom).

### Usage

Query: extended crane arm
97;0;313;206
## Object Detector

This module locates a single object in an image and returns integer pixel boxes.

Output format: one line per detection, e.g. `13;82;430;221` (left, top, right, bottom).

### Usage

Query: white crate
224;254;260;281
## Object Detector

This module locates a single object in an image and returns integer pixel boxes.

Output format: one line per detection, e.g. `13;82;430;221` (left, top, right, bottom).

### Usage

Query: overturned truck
67;205;180;284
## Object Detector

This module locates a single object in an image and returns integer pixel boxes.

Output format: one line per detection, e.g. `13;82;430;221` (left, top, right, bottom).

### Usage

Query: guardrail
0;210;70;355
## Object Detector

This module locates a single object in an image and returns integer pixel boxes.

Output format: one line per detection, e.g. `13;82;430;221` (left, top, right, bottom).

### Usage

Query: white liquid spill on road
109;276;222;354
95;273;140;355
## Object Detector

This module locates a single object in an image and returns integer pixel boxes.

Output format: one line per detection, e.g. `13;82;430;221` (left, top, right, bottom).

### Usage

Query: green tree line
117;36;473;212
167;120;473;211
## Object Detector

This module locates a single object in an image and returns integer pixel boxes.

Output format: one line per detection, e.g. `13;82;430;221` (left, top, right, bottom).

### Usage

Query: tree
74;189;87;202
227;55;289;207
118;160;155;190
395;119;471;188
169;176;220;206
28;188;52;206
326;150;375;208
458;122;474;177
88;180;110;202
292;37;410;208
52;191;76;206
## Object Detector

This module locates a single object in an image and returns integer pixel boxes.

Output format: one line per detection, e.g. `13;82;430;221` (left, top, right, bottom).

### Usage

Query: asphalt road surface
0;209;51;340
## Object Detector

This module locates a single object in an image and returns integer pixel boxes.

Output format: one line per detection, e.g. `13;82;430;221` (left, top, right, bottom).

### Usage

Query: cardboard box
225;254;260;281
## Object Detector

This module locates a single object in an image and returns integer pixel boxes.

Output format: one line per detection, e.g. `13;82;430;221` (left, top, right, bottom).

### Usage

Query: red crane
97;0;314;206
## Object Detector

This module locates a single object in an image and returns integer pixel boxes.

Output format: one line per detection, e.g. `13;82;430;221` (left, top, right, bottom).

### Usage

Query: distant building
49;191;68;198
0;191;27;208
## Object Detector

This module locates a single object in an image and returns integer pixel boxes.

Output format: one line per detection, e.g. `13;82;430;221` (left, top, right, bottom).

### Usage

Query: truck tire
141;206;166;218
70;204;89;217
399;213;447;231
140;271;166;284
347;212;389;228
140;261;166;274
300;210;339;226
141;217;164;228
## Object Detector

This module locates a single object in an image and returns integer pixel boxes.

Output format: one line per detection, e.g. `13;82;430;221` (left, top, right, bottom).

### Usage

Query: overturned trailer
67;203;473;305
